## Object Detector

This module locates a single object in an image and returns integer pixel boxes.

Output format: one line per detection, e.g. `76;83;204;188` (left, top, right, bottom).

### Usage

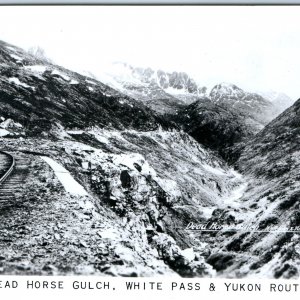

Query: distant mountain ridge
94;65;295;162
96;64;294;129
256;90;295;115
95;63;207;114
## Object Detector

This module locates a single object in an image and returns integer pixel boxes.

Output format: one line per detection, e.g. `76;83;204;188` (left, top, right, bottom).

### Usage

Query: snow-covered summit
209;82;245;102
104;62;207;98
208;82;277;127
90;62;207;114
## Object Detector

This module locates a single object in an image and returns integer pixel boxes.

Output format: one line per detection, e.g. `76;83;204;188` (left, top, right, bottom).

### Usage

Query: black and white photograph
0;5;299;279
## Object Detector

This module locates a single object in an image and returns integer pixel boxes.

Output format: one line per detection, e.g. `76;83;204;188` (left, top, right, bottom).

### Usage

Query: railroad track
0;151;30;212
0;151;15;184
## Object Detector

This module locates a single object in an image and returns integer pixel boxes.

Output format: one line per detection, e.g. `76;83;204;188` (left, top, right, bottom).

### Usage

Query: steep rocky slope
210;83;276;130
238;98;300;178
169;97;255;161
0;150;177;276
202;99;300;278
0;128;246;277
0;40;170;134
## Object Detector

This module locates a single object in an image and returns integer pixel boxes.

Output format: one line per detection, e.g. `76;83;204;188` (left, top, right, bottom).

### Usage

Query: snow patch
202;164;226;176
114;153;149;172
181;248;195;261
67;130;84;135
165;86;190;95
200;206;216;219
0;118;22;129
6;46;16;52
51;70;70;81
97;228;119;240
156;177;181;198
210;82;244;101
24;65;47;74
10;54;23;61
8;77;35;90
86;80;97;85
70;79;79;85
0;129;10;137
89;133;109;144
114;244;136;262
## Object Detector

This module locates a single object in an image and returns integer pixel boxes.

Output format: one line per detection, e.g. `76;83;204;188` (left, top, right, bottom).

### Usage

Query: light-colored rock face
62;127;300;279
82;129;243;209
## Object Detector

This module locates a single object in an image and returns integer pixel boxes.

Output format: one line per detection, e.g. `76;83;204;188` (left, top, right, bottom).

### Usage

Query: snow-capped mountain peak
209;82;245;102
89;62;207;114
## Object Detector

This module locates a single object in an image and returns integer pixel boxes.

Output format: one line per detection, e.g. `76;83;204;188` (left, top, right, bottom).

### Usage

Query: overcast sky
0;6;299;99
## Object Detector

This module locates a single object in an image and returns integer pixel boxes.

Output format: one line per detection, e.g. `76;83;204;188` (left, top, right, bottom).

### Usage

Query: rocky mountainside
0;40;170;135
202;99;300;278
169;97;255;161
238;97;300;178
210;83;277;130
0;127;246;277
169;83;291;161
96;63;207;114
0;39;299;278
